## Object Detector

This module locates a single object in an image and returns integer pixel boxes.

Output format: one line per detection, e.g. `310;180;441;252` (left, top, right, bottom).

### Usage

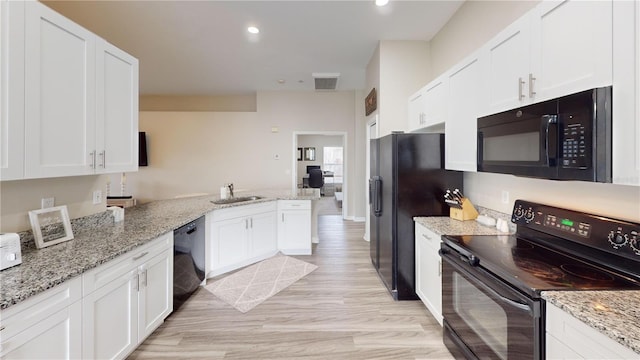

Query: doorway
364;116;378;242
292;131;347;219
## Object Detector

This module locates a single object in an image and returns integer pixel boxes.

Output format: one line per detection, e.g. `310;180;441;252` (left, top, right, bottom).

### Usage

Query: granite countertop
0;189;319;310
414;207;515;236
542;290;640;355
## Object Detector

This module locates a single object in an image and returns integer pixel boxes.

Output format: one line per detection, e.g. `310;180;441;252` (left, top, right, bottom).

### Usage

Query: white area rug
205;254;317;313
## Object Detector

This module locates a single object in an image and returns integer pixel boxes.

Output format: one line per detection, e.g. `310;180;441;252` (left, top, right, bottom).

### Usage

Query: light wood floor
128;215;455;360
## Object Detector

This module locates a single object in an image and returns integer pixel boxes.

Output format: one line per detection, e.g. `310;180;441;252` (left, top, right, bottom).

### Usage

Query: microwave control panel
561;115;590;169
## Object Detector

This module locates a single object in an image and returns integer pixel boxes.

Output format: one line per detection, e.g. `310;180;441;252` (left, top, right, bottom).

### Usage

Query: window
323;147;343;184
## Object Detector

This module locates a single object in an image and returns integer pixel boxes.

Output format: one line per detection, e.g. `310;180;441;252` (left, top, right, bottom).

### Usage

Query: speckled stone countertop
542;290;640;355
0;189;318;310
414;206;515;236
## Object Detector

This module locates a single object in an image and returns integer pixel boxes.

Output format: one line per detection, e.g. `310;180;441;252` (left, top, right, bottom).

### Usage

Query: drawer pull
132;251;149;261
421;234;433;241
0;325;5;331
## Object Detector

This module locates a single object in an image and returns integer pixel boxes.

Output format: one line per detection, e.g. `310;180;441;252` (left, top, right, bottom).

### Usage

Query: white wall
116;90;360;216
429;0;640;222
378;40;430;136
0;175;108;233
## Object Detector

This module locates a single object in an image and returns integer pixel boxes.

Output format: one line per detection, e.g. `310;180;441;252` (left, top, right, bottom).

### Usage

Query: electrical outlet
92;190;103;205
501;190;509;204
41;197;55;209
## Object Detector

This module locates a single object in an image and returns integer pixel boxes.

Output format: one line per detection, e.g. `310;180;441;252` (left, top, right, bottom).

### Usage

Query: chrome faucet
226;183;234;198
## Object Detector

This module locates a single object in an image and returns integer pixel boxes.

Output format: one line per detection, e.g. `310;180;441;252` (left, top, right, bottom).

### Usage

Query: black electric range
439;200;640;360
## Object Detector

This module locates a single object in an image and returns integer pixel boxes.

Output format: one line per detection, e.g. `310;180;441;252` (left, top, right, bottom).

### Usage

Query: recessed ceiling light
247;26;260;34
277;79;286;84
375;0;389;6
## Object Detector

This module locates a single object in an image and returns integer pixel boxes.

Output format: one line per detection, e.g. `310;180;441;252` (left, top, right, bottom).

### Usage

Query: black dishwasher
173;216;206;311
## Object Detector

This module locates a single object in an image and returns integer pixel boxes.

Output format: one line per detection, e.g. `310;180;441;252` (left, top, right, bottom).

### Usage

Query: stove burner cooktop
443;234;639;296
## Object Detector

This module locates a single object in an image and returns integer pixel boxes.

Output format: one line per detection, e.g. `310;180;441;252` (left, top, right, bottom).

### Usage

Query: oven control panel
511;200;640;259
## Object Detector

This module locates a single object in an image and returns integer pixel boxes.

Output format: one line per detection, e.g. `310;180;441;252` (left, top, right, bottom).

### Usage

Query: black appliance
477;86;611;182
440;200;640;359
173;216;206;311
369;133;463;300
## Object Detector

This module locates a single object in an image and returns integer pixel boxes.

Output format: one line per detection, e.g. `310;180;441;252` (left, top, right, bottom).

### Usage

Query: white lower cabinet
546;302;637;359
208;202;278;277
82;233;173;360
414;223;443;326
277;200;312;255
0;277;82;359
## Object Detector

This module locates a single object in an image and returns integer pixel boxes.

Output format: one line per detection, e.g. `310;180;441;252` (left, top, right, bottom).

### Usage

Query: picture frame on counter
28;205;74;249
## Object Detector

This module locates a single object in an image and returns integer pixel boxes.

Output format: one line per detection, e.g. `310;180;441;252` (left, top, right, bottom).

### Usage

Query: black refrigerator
369;133;462;300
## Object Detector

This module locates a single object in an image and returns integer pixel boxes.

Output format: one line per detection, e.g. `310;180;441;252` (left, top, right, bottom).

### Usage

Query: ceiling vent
312;73;340;91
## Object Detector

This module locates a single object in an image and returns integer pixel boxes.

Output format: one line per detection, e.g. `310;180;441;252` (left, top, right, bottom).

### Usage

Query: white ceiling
44;0;464;96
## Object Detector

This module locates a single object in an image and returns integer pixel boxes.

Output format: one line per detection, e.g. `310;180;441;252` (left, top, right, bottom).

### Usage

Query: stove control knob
513;206;524;220
608;230;628;249
630;233;640;255
524;208;535;223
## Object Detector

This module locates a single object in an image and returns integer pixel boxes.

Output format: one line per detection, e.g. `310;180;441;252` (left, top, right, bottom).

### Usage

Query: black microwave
477;86;612;182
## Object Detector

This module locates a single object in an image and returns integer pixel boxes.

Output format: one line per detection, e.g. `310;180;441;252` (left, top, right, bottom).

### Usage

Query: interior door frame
364;115;379;242
292;131;348;219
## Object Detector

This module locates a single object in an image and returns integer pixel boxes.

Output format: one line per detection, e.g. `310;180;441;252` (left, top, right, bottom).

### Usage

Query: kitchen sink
211;196;263;205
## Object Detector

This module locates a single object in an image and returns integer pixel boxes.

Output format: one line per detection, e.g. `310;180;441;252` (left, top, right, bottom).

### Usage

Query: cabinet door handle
245;219;249;229
133;273;139;291
250;218;253;228
528;73;536;98
99;151;105;168
0;325;5;331
282;213;285;222
518;77;526;100
421;234;433;241
132;251;149;261
89;151;96;169
140;269;147;288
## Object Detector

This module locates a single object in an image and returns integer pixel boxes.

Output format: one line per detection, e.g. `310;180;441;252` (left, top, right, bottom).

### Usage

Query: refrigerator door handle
373;176;382;217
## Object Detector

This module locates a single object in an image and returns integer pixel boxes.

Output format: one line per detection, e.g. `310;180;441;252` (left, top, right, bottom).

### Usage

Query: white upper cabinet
96;40;139;173
407;89;426;132
481;14;532;116
408;75;449;133
446;52;481;172
530;0;613;101
1;1;25;181
2;1;138;180
612;0;640;186
24;1;96;178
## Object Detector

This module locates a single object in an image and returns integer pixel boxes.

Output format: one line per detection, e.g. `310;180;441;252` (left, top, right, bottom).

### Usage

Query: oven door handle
440;250;534;316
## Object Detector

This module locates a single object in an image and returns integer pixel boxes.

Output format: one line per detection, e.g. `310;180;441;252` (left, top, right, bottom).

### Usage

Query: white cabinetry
445;52;481;172
24;1;96;178
0;0;25;181
530;1;612;101
1;1;138;180
277;200;312;255
82;233;173;360
408;89;426;132
481;14;532;115
95;39;139;173
546;302;638;359
208;202;278;277
0;277;82;359
612;0;640;186
408;76;448;133
415;223;443;326
480;0;613;116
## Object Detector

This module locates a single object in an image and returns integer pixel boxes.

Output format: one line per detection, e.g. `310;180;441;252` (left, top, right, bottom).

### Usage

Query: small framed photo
304;147;316;161
297;147;303;161
28;205;74;249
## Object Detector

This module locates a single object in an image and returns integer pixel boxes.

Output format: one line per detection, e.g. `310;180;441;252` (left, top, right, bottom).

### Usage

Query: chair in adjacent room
308;168;324;196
